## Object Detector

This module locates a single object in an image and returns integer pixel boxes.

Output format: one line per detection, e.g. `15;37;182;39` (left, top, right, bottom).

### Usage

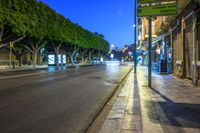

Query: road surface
0;64;131;133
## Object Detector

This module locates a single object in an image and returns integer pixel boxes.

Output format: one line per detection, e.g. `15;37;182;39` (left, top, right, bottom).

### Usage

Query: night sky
40;0;136;48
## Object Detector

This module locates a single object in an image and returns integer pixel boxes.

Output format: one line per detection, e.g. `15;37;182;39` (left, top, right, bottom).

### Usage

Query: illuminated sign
63;55;66;64
58;55;61;64
48;55;55;65
138;3;177;17
110;54;114;59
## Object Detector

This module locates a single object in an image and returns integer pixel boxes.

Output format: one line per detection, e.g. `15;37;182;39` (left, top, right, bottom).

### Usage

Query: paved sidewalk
98;66;200;133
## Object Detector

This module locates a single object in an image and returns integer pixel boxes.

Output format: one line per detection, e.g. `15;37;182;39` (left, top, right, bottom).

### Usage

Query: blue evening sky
40;0;136;48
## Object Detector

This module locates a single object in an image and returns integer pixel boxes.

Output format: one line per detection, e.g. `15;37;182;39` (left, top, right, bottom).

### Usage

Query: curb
86;66;133;133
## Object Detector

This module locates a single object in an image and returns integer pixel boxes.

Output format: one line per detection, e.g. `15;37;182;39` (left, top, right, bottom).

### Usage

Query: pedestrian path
98;66;200;133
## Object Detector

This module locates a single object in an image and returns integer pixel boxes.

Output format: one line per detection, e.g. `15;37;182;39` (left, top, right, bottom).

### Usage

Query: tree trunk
55;47;60;67
33;52;37;68
80;49;87;64
67;56;70;64
85;58;88;63
81;56;85;64
74;54;78;63
40;55;43;65
60;54;63;66
70;55;74;65
89;52;92;63
18;55;22;67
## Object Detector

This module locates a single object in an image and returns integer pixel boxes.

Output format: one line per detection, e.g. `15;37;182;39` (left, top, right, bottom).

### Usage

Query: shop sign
138;3;177;17
138;0;176;3
138;0;157;3
48;55;55;65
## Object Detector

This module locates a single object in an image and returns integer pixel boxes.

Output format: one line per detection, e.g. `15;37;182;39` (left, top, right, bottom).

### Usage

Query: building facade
139;0;200;83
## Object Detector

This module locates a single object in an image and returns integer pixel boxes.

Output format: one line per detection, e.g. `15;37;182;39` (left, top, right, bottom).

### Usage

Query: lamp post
192;0;198;85
134;0;137;74
148;16;152;88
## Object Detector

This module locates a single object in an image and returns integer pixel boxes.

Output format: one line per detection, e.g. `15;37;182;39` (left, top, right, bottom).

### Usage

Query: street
0;65;131;133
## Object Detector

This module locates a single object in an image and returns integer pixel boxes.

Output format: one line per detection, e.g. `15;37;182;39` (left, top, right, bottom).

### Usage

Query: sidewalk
98;66;200;133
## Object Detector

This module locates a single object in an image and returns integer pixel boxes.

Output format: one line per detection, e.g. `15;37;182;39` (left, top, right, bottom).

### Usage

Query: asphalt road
0;64;131;133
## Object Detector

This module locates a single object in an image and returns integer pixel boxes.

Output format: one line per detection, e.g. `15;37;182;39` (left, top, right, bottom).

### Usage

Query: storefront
150;33;171;74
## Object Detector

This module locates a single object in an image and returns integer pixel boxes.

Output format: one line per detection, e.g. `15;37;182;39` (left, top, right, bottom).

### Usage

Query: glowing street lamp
110;54;114;59
111;44;114;50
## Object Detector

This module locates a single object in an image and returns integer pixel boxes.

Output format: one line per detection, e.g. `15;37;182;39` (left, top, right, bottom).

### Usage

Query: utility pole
148;16;152;88
193;8;197;85
134;0;137;74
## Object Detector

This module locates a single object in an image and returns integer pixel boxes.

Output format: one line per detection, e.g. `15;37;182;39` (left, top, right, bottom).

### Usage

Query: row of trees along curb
0;0;110;67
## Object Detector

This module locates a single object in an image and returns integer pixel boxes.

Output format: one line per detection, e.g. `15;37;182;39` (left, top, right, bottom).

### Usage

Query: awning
143;32;170;48
152;32;169;45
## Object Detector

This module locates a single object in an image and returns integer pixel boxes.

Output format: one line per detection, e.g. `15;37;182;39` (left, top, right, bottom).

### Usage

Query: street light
111;44;114;50
110;54;114;59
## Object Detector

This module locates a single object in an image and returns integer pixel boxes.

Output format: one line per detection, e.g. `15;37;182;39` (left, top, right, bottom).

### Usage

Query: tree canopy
0;0;110;53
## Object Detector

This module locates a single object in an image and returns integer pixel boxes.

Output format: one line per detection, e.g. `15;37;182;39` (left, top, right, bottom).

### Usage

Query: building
139;0;200;84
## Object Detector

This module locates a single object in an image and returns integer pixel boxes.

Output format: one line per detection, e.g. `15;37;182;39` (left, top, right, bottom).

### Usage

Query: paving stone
107;110;124;119
121;114;135;130
120;129;137;133
121;120;135;130
99;119;123;133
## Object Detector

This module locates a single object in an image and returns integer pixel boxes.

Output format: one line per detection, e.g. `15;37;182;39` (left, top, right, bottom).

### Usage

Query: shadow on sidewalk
132;74;142;133
147;87;200;129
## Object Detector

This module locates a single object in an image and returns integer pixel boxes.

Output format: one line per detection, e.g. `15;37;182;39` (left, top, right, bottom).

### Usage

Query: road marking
0;68;82;80
0;72;48;80
0;66;110;80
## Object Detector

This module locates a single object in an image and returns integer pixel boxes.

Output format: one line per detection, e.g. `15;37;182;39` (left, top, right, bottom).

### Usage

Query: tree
23;39;46;68
0;0;38;48
12;44;28;66
0;0;110;67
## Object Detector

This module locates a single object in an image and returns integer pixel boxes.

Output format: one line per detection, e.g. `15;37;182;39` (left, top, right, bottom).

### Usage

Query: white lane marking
0;67;83;80
0;65;122;80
